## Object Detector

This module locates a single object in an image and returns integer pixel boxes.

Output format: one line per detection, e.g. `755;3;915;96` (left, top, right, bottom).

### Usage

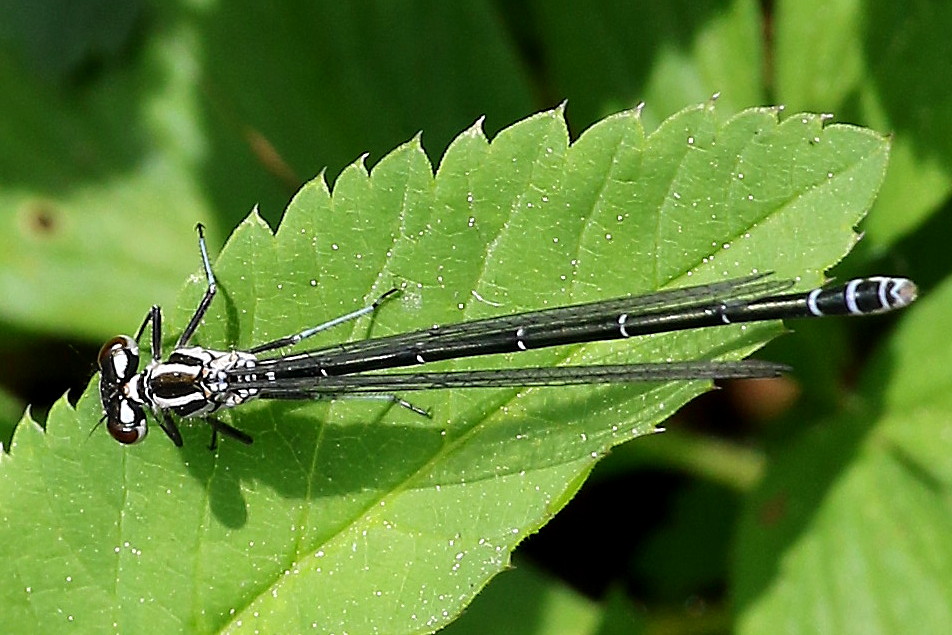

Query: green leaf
0;1;536;341
442;559;646;635
195;0;536;213
774;0;952;251
530;0;765;130
0;103;889;633
733;273;952;634
441;560;604;635
0;22;214;340
0;385;23;448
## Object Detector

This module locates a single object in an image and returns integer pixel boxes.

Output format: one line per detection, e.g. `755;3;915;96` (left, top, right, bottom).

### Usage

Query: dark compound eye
106;399;148;445
97;335;140;381
107;418;148;445
97;335;134;366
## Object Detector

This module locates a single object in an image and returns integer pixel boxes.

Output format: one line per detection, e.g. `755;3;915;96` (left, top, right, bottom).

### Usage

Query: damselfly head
97;335;149;445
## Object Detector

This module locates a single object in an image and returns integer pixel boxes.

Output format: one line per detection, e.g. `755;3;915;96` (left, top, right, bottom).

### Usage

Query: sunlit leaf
0;103;888;632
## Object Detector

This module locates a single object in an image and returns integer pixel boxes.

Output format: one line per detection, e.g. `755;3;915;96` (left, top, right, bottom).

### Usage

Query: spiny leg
205;416;254;450
247;287;401;355
133;305;163;361
378;394;431;418
329;393;432;418
176;223;218;348
159;413;184;447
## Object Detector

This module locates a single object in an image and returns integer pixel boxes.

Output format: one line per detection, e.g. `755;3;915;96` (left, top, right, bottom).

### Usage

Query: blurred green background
1;1;949;633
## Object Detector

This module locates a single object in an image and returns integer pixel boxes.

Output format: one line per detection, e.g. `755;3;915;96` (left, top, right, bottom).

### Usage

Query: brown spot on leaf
21;200;59;236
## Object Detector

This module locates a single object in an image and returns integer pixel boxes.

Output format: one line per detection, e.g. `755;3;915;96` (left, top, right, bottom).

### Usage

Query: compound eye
107;418;148;445
106;399;148;444
98;335;140;380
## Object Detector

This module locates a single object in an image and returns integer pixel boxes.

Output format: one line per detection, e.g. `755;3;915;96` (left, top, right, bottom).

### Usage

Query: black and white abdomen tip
806;277;918;317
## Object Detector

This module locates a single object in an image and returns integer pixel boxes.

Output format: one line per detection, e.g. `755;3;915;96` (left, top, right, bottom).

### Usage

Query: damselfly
97;225;917;448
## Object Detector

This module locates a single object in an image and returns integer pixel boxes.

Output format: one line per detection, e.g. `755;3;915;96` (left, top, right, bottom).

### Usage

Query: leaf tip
405;131;428;158
465;115;488;139
703;92;722;114
5;403;47;455
245;204;273;231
